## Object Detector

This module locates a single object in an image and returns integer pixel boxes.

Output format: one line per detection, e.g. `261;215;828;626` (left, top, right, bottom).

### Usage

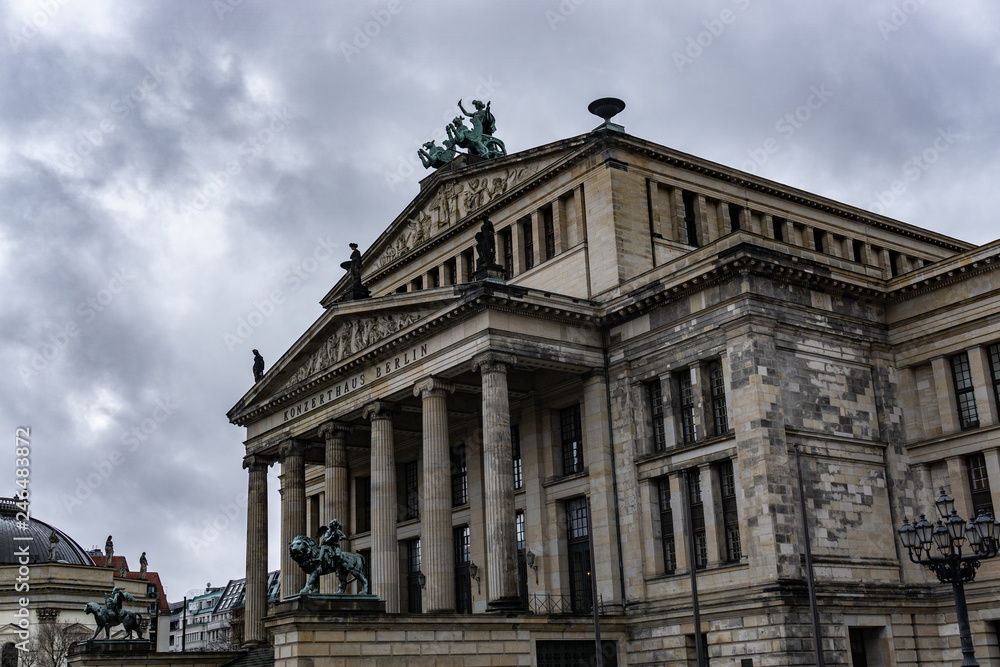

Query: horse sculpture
83;602;144;640
289;534;368;595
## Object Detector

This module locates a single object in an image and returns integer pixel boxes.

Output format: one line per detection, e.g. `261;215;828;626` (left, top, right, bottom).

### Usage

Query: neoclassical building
222;114;1000;666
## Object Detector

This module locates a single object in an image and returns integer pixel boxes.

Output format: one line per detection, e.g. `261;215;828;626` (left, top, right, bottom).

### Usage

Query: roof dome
0;497;96;566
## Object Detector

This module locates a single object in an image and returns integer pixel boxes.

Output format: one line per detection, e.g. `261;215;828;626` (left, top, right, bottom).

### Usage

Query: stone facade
217;125;1000;666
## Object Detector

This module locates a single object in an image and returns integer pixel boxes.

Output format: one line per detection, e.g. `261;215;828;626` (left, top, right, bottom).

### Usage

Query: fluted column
414;377;456;612
364;400;400;613
243;455;268;645
471;351;520;609
279;439;306;599
319;421;351;594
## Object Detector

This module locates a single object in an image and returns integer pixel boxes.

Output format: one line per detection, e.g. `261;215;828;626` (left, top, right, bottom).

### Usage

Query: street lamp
898;489;1000;666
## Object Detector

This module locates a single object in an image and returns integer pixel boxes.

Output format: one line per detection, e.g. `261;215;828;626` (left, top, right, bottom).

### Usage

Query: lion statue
289;534;368;595
84;602;144;640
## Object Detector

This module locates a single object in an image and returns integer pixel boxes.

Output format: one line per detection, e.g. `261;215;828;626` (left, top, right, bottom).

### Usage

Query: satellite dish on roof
588;97;626;123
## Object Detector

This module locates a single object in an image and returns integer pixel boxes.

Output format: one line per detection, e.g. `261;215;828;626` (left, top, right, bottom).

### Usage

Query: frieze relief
282;312;423;388
375;165;536;269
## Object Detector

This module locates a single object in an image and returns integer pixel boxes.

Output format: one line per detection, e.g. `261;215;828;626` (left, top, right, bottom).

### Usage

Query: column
319;421;350;595
279;440;306;599
414;377;456;612
530;210;545;264
930;356;961;434
243;455;268;645
471;351;520;609
364;400;400;613
967;346;999;427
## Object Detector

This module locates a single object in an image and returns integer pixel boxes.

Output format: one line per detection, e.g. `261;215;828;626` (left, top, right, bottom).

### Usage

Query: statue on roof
252;349;265;383
48;530;60;561
105;535;114;567
339;243;371;301
418;140;457;169
119;559;128;577
418;99;506;169
139;552;148;579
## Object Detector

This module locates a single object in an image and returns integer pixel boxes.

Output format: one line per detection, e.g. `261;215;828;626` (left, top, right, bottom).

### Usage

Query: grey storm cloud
2;0;999;598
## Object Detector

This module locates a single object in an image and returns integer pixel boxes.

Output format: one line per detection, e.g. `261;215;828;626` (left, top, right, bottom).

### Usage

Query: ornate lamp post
898;489;1000;666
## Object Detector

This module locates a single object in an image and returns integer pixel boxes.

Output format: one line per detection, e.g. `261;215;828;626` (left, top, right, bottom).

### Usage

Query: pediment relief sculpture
375;165;536;269
282;312;423;388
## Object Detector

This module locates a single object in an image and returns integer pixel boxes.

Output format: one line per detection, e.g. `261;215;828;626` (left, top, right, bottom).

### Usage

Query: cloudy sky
3;0;999;600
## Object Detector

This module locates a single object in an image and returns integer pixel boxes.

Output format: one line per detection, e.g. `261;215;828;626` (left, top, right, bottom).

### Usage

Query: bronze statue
85;587;142;640
48;530;60;561
419;99;506;169
105;536;114;567
252;349;264;383
475;218;497;269
289;524;368;595
418;140;456;169
339;243;370;300
139;552;147;579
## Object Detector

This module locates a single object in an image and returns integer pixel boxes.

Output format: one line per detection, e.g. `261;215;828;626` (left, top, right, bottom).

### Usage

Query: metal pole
682;470;705;667
587;497;603;667
794;444;825;667
951;576;979;666
181;596;187;652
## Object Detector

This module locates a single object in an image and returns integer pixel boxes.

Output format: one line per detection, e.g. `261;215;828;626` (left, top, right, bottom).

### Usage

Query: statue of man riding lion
289;518;368;595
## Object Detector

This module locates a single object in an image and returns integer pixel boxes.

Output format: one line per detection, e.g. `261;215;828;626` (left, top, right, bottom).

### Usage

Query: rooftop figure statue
252;349;265;383
419;99;506;169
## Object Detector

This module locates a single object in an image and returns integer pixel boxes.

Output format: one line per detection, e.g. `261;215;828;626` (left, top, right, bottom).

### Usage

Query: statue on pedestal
418;99;506;170
84;587;143;640
339;243;371;301
289;519;368;595
104;536;114;567
473;217;505;281
252;349;265;383
139;552;147;579
48;530;60;561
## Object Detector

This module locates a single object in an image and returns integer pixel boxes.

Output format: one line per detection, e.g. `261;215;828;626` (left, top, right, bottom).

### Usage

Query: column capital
413;376;455;398
243;454;270;470
471;351;517;375
362;400;398;422
318;420;352;440
279;439;306;460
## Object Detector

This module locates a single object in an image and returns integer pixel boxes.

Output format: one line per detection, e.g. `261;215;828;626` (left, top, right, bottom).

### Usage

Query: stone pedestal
275;593;386;615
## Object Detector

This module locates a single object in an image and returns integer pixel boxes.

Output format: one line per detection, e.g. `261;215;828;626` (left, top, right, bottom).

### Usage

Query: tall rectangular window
989;343;1000;407
446;258;457;285
679;371;697;444
522;219;534;270
688;470;707;569
648;380;666;452
566;497;592;614
682;191;698;247
403;461;419;520
516;510;528;606
727;203;742;232
657;478;676;574
454;526;471;613
430;268;440;288
501;227;514;279
512;425;523;489
709;361;729;436
561;404;584;475
451;444;468;507
813;228;826;254
355;476;371;533
406;538;422;613
852;239;866;264
719;460;742;562
951;352;980;430
967;452;994;518
543;206;555;259
772;216;785;242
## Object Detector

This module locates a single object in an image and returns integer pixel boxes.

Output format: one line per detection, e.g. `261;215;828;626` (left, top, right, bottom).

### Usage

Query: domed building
0;498;170;664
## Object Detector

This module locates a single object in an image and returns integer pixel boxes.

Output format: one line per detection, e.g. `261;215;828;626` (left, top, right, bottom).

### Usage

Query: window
719;460;742;562
688;470;707;569
406;538;421;613
536;640;618;667
512;425;523;489
355;476;371;533
445;258;456;285
412;276;423;291
967;452;994;518
771;216;785;242
648;380;666;452
848;628;883;667
451;444;468;507
989;343;1000;407
951;352;980;430
888;250;902;277
709;360;729;436
516;510;528;606
852;239;865;264
430;269;440;288
543;206;555;259
657;478;676;574
727;203;742;232
501;226;514;279
679;371;697;444
522;219;534;270
560;404;584;475
813;228;825;253
403;461;419;520
682;191;698;247
454;526;471;613
566;497;592;614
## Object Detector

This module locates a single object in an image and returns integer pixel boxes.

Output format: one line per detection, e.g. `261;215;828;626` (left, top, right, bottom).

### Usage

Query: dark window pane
512;425;523;489
657;478;676;573
502;227;514;279
719;459;741;562
710;361;729;436
679;373;696;444
404;461;419;520
968;452;994;517
727;203;741;232
451;444;468;507
355;476;371;533
561;404;584;475
453;526;471;613
951;353;980;430
649;380;666;452
688;471;707;569
682;191;698;247
522;219;534;270
543;206;555;260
